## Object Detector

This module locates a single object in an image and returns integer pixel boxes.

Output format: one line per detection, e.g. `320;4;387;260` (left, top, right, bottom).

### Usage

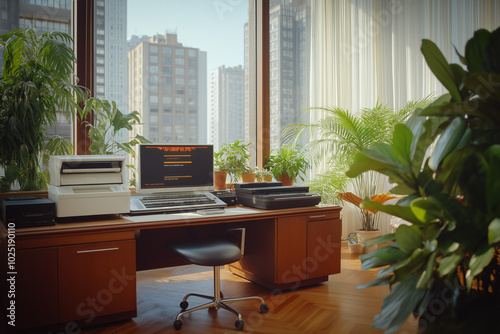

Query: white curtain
310;0;500;238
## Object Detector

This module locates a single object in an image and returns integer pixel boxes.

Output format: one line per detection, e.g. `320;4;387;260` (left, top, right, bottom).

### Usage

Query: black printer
0;197;56;228
234;182;321;210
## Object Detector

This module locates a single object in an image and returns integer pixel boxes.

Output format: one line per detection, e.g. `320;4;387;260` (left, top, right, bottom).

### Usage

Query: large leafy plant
348;28;500;333
80;98;149;186
0;28;86;191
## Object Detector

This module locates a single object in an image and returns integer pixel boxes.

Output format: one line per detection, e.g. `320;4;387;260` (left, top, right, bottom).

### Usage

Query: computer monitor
136;144;214;194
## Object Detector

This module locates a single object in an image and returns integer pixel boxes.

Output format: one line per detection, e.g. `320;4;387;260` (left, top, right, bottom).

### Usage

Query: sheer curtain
309;0;500;238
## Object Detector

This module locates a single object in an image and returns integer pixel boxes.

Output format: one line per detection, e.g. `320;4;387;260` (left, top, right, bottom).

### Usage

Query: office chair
167;228;268;331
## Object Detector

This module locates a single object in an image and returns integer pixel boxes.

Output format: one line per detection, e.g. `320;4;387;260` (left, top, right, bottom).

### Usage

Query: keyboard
129;192;227;214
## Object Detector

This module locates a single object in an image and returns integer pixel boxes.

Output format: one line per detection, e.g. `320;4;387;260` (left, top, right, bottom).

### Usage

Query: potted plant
217;140;252;184
213;150;228;190
284;98;433;206
255;168;273;182
345;27;500;333
80;97;150;186
338;191;401;252
265;144;308;186
0;28;87;191
240;166;256;183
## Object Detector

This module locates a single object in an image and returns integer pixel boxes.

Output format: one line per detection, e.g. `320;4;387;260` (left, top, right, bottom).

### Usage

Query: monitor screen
136;144;214;194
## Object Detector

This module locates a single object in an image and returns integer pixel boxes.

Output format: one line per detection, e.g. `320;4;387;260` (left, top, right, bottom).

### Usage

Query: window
162;66;171;74
175;58;185;66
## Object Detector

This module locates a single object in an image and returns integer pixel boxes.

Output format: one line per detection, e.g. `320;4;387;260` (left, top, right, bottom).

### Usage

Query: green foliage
265;144;308;182
350;27;500;333
0;28;86;191
80;98;150;186
284;99;433;204
81;98;149;156
216;140;251;182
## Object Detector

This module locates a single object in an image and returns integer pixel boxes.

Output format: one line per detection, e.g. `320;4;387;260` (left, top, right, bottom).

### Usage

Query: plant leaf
464;28;491;73
428;117;466;171
437;252;464;277
488;218;500;245
421;39;462;102
466;245;495;291
372;274;424;333
395;224;422;254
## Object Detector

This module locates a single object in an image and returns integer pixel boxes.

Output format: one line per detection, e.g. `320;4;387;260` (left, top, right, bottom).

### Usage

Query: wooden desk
1;205;341;332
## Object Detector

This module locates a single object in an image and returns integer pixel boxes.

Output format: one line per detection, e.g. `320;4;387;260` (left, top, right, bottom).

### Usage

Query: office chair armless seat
167;228;268;331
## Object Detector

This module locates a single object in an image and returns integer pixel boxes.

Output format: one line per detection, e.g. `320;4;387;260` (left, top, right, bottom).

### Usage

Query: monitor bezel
135;143;215;194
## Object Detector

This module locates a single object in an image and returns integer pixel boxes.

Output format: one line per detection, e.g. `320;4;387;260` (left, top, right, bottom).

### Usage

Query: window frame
74;0;270;164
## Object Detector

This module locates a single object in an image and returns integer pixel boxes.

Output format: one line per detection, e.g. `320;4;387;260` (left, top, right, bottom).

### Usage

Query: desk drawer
58;240;136;323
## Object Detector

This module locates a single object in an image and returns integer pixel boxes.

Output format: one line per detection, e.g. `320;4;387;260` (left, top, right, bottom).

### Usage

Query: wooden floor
82;242;418;334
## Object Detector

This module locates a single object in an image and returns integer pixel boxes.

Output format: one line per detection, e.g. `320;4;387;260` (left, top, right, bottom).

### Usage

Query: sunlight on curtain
310;0;500;238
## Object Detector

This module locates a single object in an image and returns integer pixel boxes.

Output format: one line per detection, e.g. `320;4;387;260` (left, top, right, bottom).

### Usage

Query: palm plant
0;28;87;191
284;99;433;228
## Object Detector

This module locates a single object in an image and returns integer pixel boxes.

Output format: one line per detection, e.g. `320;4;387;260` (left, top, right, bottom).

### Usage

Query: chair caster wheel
180;301;188;310
235;319;244;331
260;303;269;313
174;320;183;330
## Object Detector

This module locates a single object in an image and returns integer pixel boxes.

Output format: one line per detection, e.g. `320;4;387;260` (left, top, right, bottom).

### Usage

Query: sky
127;0;249;72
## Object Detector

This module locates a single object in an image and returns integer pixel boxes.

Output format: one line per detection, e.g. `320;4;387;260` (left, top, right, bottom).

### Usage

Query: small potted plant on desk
213;150;229;190
218;139;253;186
265;144;308;186
255;168;273;182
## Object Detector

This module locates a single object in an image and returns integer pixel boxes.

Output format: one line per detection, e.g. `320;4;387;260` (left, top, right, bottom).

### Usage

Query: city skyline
127;0;248;73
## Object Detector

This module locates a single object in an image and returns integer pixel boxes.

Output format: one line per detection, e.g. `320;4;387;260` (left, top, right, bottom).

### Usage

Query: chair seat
168;239;242;266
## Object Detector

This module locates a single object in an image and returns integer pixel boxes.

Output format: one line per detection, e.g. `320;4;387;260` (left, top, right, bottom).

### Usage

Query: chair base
173;265;268;331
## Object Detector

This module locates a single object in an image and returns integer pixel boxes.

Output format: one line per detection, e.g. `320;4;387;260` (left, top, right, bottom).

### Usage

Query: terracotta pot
214;171;227;190
263;176;273;182
278;174;293;186
241;173;256;183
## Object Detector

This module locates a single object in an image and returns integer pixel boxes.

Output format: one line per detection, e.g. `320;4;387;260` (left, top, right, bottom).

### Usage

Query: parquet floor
82;242;419;334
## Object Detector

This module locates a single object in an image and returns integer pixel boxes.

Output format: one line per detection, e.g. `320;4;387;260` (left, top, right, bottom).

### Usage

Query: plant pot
214;171;227;190
256;175;273;182
241;173;256;183
278;174;293;186
356;229;381;253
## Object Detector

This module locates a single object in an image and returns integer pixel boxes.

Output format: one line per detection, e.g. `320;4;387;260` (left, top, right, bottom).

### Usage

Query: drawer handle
77;247;119;254
309;215;326;219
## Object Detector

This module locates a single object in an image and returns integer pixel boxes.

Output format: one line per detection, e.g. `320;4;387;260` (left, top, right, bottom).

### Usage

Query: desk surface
13;205;340;236
8;205;341;249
